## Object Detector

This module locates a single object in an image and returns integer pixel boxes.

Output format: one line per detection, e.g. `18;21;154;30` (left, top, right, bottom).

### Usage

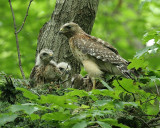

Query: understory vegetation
0;40;160;127
0;0;160;127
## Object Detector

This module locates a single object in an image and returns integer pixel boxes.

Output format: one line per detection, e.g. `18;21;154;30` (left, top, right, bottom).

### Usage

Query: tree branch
8;0;33;79
16;0;33;34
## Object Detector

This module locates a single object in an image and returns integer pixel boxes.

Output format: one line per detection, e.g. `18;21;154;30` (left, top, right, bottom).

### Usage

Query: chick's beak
49;53;53;59
59;27;65;34
49;53;53;56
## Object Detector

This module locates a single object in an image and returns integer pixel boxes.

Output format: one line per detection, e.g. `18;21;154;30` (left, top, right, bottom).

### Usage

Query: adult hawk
59;22;134;89
30;49;62;87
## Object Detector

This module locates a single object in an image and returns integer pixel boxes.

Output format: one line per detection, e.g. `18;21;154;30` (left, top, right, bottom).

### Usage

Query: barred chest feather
69;38;88;62
69;37;103;78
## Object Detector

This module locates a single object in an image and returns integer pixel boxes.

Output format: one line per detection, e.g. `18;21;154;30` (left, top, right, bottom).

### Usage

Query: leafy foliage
0;0;160;128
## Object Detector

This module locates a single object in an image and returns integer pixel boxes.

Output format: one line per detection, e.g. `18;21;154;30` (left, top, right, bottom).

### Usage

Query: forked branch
8;0;33;79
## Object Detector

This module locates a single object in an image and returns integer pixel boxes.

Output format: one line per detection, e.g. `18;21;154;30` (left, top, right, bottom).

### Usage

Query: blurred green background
0;0;159;78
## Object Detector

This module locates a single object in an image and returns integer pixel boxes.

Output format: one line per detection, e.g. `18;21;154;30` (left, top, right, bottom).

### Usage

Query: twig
149;123;160;127
109;64;136;101
60;79;70;84
16;0;33;34
147;117;160;124
134;116;151;128
115;77;136;101
141;97;157;104
8;0;33;79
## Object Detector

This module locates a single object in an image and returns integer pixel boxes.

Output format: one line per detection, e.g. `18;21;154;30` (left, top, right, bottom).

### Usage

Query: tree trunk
36;0;99;87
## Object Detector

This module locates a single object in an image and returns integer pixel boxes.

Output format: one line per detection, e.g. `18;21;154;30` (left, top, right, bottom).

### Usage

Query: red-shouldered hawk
30;49;62;87
59;22;134;89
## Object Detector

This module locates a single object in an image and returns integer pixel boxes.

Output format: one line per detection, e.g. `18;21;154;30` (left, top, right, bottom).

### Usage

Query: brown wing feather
30;65;39;80
86;34;119;55
44;63;62;82
30;65;39;87
72;34;128;65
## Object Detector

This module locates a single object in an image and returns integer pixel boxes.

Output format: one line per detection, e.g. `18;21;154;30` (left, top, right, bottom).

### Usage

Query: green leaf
96;121;111;128
128;58;148;70
66;89;88;97
114;123;130;128
91;89;119;99
99;119;129;128
80;104;90;109
143;31;160;44
113;79;138;93
30;113;40;121
100;80;113;91
0;113;17;126
93;100;109;107
80;67;87;77
39;95;77;109
146;103;159;115
92;110;113;117
16;87;38;100
72;120;88;128
42;112;70;121
93;100;116;110
122;102;138;107
10;104;39;115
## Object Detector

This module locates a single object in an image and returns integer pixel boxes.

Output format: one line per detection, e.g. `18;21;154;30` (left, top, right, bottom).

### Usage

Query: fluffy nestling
57;62;71;73
57;62;71;86
30;49;62;87
59;22;135;89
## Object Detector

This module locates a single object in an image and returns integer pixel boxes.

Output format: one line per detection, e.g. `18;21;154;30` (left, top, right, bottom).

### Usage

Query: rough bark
36;0;99;86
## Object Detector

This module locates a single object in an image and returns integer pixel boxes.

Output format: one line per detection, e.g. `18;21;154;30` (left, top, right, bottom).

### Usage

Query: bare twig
109;64;136;101
134;116;151;128
8;0;33;79
16;0;33;33
149;123;160;127
141;97;157;104
115;76;136;101
147;117;160;124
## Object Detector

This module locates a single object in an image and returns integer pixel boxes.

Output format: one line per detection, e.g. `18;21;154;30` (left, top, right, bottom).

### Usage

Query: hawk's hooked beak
59;27;65;34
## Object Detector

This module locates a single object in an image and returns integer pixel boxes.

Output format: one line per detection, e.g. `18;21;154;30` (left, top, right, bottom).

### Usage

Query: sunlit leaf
0;113;17;126
72;120;88;128
128;58;148;69
100;80;113;91
42;112;70;121
16;87;39;100
10;104;39;115
30;113;40;121
96;121;111;128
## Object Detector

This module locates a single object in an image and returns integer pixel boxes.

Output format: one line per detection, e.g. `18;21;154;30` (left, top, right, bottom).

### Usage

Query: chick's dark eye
66;25;71;29
43;53;47;56
59;67;64;71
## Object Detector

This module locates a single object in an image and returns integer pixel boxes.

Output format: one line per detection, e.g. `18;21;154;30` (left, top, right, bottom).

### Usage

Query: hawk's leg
91;77;96;90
